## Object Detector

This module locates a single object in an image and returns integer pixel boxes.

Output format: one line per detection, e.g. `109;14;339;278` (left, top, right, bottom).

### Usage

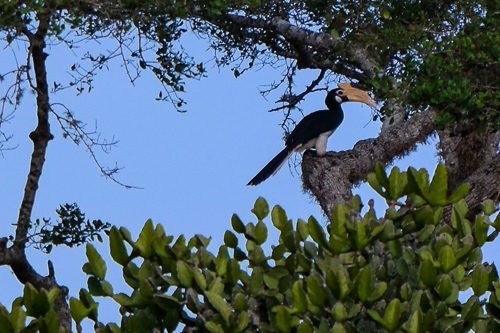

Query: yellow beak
338;82;376;108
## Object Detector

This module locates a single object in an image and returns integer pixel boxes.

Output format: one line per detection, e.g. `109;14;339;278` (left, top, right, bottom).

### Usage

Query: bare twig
49;103;141;189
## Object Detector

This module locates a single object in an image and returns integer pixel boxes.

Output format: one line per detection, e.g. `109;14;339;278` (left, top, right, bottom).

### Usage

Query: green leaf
438;245;456;272
23;284;50;317
427;163;448;205
419;259;437;288
307;275;325;307
357;266;372;302
368;282;387;302
407;310;422;333
205;291;232;325
254;221;268;245
297;219;309;241
252;197;269;220
330;322;347;333
448;183;469;202
109;226;129;266
332;302;348;322
436;274;453;299
0;313;14;333
271;205;288;230
273;306;291;333
231;214;246;233
223;230;238;248
326;270;350;300
205;321;224;333
482;200;496;215
9;305;25;331
475;215;488;246
388;167;407;199
193;270;207;290
86;244;106;280
177;261;193;287
292;281;307;313
375;162;389;188
136;219;154;258
308;216;327;247
382;298;401;331
472;265;489;296
297;321;313;333
70;298;92;324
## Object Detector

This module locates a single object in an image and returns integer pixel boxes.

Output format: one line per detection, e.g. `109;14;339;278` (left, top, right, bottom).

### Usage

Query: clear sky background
0;31;497;328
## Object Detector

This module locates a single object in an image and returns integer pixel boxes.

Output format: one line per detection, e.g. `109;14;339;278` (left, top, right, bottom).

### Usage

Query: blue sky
1;32;496;328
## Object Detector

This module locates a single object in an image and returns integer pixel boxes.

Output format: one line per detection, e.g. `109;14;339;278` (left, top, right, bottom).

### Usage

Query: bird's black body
247;84;375;186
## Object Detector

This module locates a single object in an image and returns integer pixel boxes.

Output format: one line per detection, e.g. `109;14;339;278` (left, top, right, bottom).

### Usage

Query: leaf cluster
59;165;500;331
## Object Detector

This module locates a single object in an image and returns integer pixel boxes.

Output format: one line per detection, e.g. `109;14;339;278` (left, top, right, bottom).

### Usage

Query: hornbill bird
247;83;376;186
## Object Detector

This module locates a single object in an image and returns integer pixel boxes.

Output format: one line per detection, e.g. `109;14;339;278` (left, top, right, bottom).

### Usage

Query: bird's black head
325;83;376;110
325;88;348;110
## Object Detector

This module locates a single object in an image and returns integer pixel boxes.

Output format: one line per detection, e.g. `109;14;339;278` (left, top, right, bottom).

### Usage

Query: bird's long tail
247;148;292;186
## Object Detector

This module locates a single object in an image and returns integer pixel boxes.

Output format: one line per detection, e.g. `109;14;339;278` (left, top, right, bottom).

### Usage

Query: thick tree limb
0;13;72;330
302;109;437;215
463;153;500;217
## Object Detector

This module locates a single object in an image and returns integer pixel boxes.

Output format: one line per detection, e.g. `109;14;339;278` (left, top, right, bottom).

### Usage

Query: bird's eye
337;90;344;96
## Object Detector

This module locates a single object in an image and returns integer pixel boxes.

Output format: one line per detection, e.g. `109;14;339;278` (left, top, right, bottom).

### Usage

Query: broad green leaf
307;275;325;307
330;322;347;333
419;259;437;288
252;197;269;220
357;266;372;302
354;222;368;250
109;226;129;266
136;219;154;258
409;167;429;197
271;205;288;230
254;221;268;245
482;200;496;215
0;313;14;333
273;306;291;333
472;265;489;296
297;219;309;241
427;163;448;205
70;298;91;324
9;305;25;331
388;167;407;199
236;312;250;332
474;215;488;246
407;310;422;333
326;270;350;300
23;284;50;317
332;302;347;322
231;214;245;233
382;298;401;331
177;261;193;287
448;183;469;203
205;321;224;333
331;204;348;239
86;244;106;280
437;274;453;299
438;245;456;272
205;291;232;325
233;294;247;311
367;173;385;197
368;282;387;302
308;216;328;247
297;321;313;333
223;230;238;248
375;162;389;188
193;269;207;290
292;281;307;313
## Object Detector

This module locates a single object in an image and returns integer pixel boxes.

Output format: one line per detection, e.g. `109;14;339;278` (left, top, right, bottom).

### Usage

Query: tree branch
0;13;72;330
